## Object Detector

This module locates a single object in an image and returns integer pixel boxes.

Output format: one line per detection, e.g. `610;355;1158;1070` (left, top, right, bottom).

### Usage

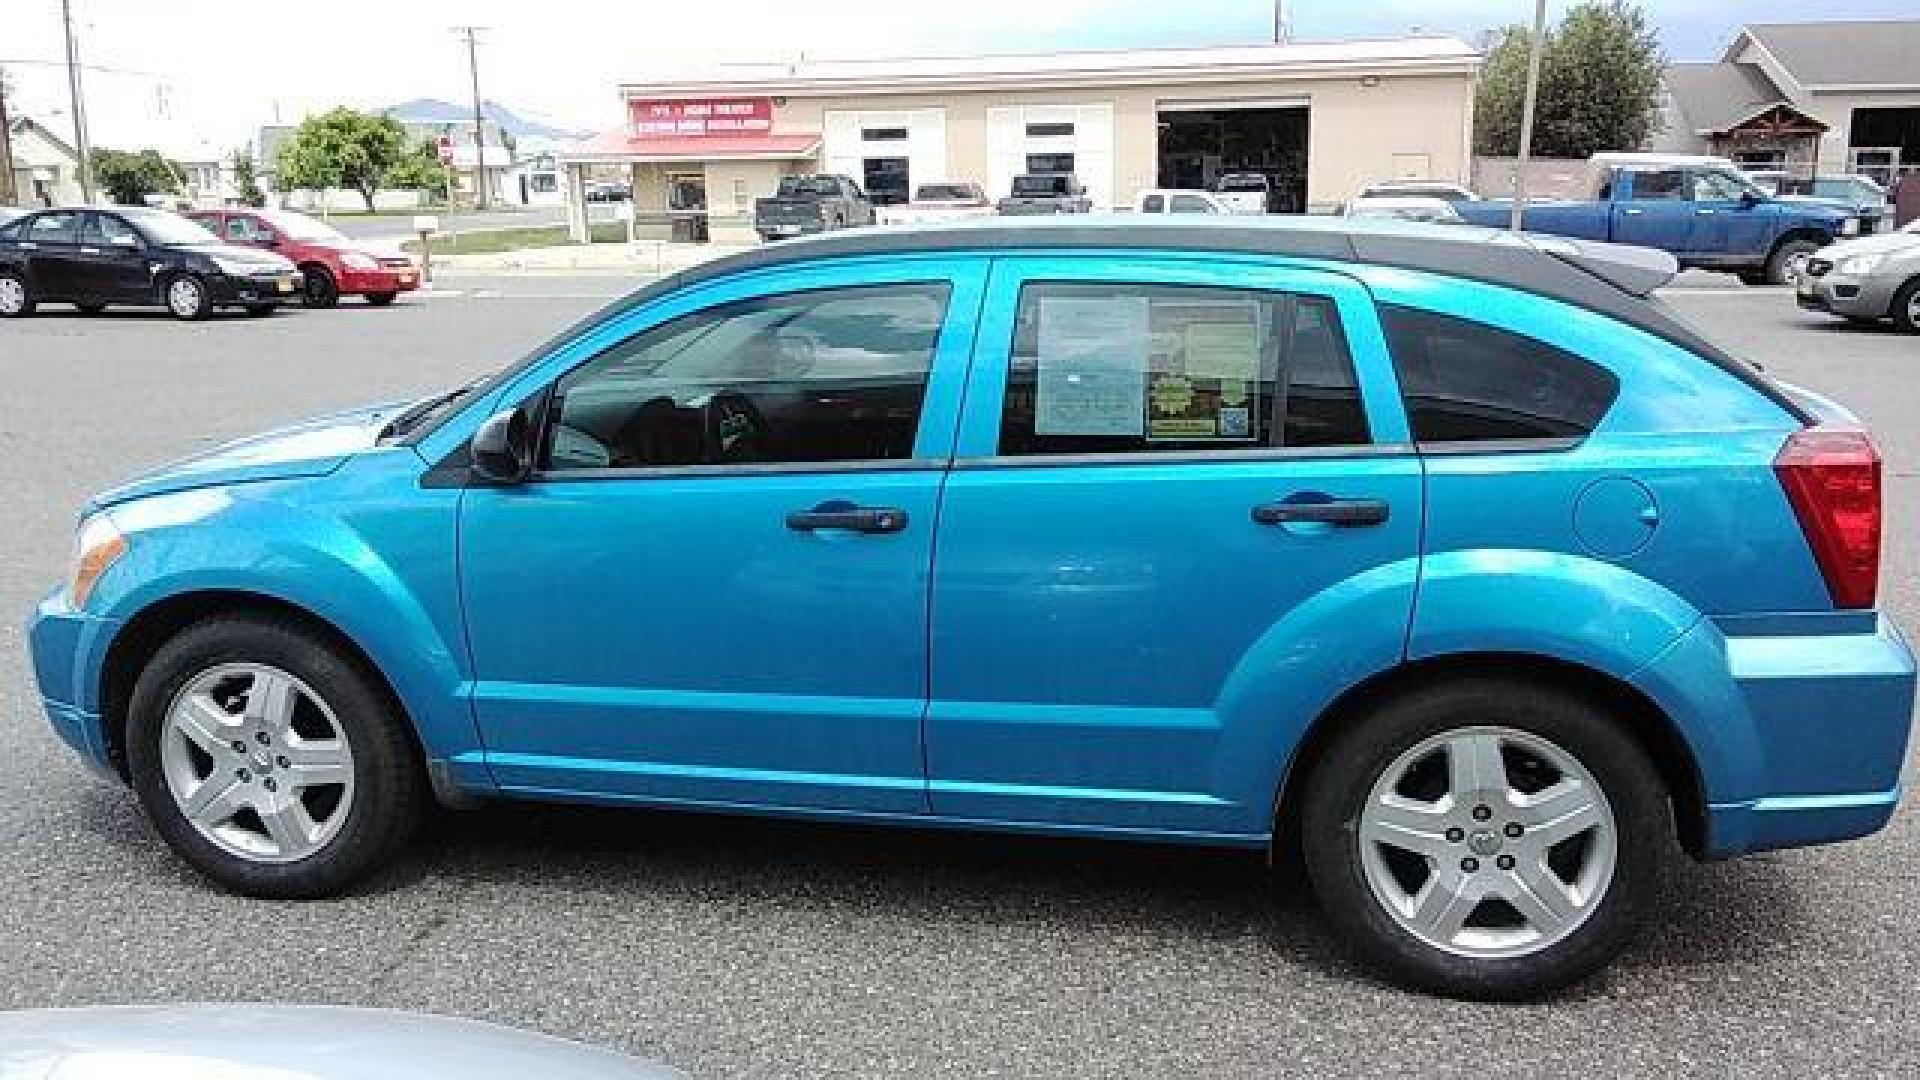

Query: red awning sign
630;98;773;139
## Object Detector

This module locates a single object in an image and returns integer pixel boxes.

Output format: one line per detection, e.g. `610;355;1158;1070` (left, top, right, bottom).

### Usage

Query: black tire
125;614;426;899
365;291;397;306
243;304;276;317
163;273;211;321
1765;238;1821;287
301;265;339;309
1299;677;1673;1001
1892;278;1920;335
75;301;108;314
0;269;38;317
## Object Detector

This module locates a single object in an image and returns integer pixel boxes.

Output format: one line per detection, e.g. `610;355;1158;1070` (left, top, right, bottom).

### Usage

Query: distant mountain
383;98;584;143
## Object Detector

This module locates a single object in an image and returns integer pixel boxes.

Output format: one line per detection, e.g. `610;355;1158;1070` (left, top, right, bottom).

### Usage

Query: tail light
1774;429;1882;608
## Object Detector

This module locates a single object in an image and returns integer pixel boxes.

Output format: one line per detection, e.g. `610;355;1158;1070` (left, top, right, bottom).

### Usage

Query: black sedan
0;206;302;320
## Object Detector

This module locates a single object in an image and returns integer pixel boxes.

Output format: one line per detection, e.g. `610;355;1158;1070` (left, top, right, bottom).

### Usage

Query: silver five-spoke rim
1358;725;1616;959
0;276;24;314
161;663;355;864
1907;289;1920;329
167;278;202;317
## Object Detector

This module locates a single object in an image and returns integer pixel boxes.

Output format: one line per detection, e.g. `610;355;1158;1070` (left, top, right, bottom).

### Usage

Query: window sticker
1145;304;1265;442
1034;294;1149;437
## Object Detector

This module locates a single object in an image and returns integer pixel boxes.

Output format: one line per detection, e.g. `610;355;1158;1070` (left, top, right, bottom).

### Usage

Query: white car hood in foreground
0;1005;684;1080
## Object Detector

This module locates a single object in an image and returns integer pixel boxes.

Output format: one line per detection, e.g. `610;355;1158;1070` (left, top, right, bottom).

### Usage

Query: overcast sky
3;0;1914;155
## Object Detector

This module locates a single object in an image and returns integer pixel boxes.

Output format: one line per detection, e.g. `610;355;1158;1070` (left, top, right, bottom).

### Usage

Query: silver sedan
1797;217;1920;333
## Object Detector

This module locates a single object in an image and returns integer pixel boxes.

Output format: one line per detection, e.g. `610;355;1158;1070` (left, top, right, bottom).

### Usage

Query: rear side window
1381;305;1619;443
998;282;1370;456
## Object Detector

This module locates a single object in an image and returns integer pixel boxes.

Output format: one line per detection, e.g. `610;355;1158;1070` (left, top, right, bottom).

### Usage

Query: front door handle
786;502;909;534
1621;207;1644;216
1695;208;1716;216
1252;499;1390;527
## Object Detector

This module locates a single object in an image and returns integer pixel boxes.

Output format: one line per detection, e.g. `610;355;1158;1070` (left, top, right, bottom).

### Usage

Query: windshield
120;208;221;245
915;184;981;202
1012;176;1067;196
1217;174;1267;192
257;209;347;242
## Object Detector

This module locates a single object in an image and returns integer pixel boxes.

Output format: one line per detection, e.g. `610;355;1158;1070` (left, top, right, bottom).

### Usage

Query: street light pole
62;0;95;204
0;66;17;205
1508;0;1549;232
453;26;489;211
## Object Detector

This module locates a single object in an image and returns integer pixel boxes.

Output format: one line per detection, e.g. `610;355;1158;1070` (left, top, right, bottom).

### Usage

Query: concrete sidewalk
426;240;750;276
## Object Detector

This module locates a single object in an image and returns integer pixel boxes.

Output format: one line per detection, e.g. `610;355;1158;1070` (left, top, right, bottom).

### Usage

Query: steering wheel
701;392;769;463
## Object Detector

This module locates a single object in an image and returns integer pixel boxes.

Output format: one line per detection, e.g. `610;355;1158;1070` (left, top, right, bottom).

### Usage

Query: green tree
385;138;450;201
90;148;181;205
272;107;409;211
231;148;266;207
1474;0;1665;159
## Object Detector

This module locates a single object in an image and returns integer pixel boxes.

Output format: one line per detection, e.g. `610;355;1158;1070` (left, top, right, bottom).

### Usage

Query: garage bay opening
1157;102;1310;213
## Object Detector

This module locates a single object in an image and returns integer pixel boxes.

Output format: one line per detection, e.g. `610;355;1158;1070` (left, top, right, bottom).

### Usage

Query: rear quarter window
1381;305;1620;443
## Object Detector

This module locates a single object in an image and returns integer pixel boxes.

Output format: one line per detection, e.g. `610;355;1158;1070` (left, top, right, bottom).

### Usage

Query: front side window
543;283;951;472
1381;305;1619;443
1691;170;1752;202
998;282;1370;457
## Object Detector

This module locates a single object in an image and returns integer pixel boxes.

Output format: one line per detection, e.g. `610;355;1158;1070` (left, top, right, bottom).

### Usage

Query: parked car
754;174;875;241
1797;216;1920;332
1745;171;1890;235
1344;195;1464;224
0;206;299;320
0;206;23;227
186;207;419;308
1134;189;1231;214
1454;153;1861;284
880;182;995;225
1210;172;1271;214
0;1005;684;1079
27;218;1913;1001
997;173;1091;215
1355;180;1480;203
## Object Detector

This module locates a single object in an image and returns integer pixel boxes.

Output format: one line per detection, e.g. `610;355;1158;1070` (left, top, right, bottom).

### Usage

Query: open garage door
1157;100;1309;214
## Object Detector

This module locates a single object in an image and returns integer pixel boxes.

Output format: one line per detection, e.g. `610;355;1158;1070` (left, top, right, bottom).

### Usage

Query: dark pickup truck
1455;154;1861;285
997;173;1093;216
754;174;876;242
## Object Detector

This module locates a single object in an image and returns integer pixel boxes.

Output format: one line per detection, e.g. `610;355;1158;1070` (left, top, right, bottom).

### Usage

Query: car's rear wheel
1299;677;1671;1000
301;266;339;309
164;274;210;321
365;291;397;306
1766;238;1821;286
0;270;36;317
1892;278;1920;335
125;615;426;898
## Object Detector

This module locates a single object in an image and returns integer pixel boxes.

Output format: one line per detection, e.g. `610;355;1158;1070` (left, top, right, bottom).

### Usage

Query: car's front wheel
125;614;426;898
301;266;339;309
1300;677;1671;1000
163;274;210;321
1892;277;1920;335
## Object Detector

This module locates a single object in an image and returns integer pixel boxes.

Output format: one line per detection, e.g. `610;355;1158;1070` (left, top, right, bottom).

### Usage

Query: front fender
87;467;480;773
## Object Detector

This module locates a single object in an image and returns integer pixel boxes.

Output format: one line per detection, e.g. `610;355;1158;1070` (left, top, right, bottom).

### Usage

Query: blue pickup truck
1457;154;1863;285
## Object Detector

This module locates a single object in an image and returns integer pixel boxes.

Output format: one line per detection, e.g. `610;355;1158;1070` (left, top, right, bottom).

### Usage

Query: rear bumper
1640;612;1916;858
26;590;122;778
337;266;421;295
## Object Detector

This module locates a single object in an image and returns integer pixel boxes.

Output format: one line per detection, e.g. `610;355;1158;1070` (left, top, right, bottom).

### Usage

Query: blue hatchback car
29;218;1914;999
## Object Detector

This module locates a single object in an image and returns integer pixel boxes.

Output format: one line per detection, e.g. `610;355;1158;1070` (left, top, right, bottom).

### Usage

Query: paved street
1;276;1915;1078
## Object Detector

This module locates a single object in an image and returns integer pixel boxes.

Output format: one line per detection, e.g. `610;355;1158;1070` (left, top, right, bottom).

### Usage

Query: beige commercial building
562;36;1480;244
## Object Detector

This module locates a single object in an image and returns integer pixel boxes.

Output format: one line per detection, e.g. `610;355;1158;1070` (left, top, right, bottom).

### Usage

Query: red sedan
186;208;419;308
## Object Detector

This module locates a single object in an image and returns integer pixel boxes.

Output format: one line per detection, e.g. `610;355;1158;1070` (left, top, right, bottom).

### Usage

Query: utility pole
453;26;489;210
1272;1;1289;43
1508;0;1549;232
62;0;95;204
0;66;17;205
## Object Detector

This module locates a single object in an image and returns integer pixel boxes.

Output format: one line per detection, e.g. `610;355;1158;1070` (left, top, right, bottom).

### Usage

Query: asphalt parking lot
1;275;1915;1078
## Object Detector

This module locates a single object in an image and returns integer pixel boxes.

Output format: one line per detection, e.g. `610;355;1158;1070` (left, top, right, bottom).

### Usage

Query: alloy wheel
1357;725;1616;959
0;276;25;315
166;277;204;319
159;663;355;864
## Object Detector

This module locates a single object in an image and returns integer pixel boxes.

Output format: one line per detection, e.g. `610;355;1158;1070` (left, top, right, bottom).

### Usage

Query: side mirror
469;408;533;484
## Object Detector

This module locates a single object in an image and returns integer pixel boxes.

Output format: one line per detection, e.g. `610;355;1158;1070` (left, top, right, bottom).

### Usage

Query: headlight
1840;217;1861;236
1837;253;1886;276
341;251;378;271
70;514;126;609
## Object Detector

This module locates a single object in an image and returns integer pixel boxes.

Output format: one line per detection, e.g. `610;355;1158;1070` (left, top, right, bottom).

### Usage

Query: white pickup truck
1212;173;1271;215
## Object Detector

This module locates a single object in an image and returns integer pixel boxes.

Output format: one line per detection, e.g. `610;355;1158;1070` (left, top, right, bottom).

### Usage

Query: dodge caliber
28;218;1914;999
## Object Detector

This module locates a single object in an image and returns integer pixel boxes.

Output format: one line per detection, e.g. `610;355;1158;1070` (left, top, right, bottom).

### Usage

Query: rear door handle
1252;499;1390;527
786;503;908;534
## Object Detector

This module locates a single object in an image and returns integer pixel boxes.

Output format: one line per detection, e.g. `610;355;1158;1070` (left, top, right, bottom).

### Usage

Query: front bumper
1797;269;1898;320
210;269;303;307
1638;612;1916;859
27;590;123;777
